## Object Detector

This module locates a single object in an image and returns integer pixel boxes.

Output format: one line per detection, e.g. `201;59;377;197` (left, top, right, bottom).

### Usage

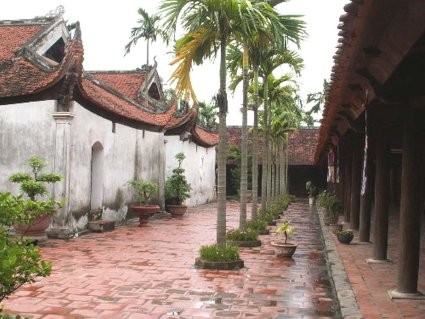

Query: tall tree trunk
266;134;272;203
285;144;289;194
279;142;285;195
261;76;269;210
239;45;249;229
145;40;150;110
251;68;259;219
216;30;228;247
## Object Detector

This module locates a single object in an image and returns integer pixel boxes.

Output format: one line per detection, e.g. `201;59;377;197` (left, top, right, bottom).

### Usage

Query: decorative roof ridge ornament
45;6;65;19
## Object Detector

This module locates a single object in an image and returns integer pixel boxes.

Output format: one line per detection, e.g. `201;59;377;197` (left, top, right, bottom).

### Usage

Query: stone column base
388;289;425;300
47;226;77;239
365;258;392;264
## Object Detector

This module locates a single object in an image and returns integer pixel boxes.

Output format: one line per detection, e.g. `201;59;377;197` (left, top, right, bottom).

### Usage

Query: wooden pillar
390;108;424;298
343;145;352;223
350;138;362;230
371;128;390;261
359;157;374;242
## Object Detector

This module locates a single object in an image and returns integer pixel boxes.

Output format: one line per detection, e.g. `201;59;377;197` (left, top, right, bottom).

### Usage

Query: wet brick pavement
331;210;425;319
2;200;340;319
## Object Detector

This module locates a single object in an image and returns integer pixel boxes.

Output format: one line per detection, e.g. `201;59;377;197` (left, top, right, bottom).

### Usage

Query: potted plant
317;190;343;232
270;220;297;258
165;152;191;218
305;180;317;206
128;179;159;226
336;229;354;244
9;157;62;237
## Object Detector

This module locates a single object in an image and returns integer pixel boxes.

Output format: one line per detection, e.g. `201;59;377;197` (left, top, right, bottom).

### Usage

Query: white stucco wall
0;101;57;195
165;136;216;206
0;99;216;232
70;103;163;228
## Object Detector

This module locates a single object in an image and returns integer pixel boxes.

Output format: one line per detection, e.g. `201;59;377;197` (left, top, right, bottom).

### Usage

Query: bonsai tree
9;156;63;214
128;179;158;205
0;192;52;301
305;180;317;198
165;153;191;205
275;220;295;244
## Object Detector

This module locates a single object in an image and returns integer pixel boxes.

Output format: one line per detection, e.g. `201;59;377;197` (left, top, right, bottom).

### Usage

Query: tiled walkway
2;201;340;319
331;210;425;319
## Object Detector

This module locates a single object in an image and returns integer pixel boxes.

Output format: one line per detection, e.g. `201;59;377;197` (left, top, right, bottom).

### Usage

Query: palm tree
305;79;329;125
125;8;168;66
161;0;292;246
227;12;305;221
197;100;218;130
268;81;304;196
259;49;303;209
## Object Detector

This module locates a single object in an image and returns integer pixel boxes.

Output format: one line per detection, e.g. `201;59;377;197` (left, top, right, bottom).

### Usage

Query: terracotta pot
271;241;298;258
14;213;53;236
166;204;187;218
130;204;160;226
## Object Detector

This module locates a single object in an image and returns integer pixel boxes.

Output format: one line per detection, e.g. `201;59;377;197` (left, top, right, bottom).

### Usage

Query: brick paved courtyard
2;201;340;319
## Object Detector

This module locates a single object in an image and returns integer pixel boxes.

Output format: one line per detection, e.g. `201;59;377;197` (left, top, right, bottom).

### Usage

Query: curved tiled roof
78;76;175;128
315;0;425;163
0;25;44;60
88;71;145;102
0;21;72;97
0;14;218;147
192;126;219;147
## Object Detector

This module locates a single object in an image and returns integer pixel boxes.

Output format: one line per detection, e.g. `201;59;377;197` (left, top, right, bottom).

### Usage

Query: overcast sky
1;0;344;125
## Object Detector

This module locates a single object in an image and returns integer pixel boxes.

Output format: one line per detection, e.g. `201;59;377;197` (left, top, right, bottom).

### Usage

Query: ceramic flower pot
14;213;53;236
166;204;188;218
271;241;297;258
130;204;160;226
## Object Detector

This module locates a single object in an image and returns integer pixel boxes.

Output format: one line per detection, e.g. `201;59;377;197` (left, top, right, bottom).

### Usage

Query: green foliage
9;157;63;202
128;180;158;205
199;244;240;262
197;100;218;130
245;219;267;233
276;220;294;244
305;180;317;197
336;229;354;243
165;153;191;205
0;192;52;302
226;228;259;241
317;190;342;224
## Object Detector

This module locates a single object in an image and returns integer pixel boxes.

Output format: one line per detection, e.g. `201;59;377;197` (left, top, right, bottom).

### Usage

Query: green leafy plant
226;228;259;242
0;192;52;302
165;153;191;205
128;179;158;205
199;244;240;262
9;157;63;213
305;180;317;197
317;190;342;225
336;229;354;244
246;219;268;233
275;220;295;244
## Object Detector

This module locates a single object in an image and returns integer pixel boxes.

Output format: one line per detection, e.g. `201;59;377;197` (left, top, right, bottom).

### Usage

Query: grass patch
199;244;240;262
226;228;259;241
246;219;267;233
